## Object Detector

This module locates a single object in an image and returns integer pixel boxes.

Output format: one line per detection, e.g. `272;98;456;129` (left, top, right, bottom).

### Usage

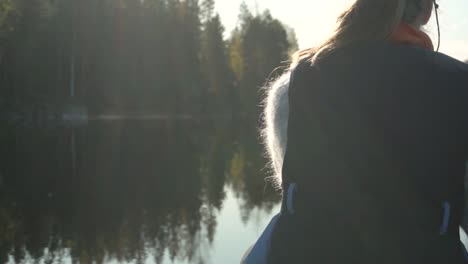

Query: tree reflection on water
0;120;280;263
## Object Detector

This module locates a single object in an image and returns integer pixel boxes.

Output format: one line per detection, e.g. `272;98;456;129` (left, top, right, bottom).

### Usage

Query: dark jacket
270;42;468;263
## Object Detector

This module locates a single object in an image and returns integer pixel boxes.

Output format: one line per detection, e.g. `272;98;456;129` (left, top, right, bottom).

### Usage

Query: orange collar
389;23;434;51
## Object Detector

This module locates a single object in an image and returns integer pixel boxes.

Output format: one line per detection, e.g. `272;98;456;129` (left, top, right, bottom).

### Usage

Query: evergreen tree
200;0;234;114
284;24;299;54
0;0;296;116
200;0;214;23
229;6;292;117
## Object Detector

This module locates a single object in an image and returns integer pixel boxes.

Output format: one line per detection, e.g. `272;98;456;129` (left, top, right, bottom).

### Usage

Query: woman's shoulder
432;51;468;75
379;42;468;75
289;58;318;89
290;58;315;76
289;43;468;90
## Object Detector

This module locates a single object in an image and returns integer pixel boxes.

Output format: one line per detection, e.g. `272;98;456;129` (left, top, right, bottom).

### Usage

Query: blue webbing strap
439;201;450;235
244;194;454;262
286;183;298;215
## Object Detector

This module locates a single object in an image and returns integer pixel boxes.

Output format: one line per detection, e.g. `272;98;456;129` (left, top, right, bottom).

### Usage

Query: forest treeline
0;0;297;116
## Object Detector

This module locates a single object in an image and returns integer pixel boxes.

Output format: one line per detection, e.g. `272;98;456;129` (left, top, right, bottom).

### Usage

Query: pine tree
283;24;299;54
200;0;233;114
229;5;292;117
200;0;214;23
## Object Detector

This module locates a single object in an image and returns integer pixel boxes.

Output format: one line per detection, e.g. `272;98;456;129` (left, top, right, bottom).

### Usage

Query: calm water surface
0;120;280;264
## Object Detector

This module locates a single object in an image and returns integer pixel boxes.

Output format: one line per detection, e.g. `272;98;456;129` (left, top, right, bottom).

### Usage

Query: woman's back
271;42;468;263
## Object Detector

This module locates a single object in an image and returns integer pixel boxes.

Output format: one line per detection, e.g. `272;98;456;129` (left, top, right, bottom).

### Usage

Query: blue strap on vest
243;189;456;263
286;183;297;215
440;201;450;235
241;183;297;264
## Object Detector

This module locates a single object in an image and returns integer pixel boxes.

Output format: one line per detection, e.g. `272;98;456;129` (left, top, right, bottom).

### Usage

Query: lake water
3;119;468;264
0;120;280;264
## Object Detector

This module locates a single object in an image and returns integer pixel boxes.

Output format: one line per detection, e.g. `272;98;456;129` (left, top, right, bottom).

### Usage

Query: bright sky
216;0;468;61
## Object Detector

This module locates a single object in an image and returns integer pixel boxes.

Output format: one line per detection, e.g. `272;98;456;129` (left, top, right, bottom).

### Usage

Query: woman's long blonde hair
292;0;433;66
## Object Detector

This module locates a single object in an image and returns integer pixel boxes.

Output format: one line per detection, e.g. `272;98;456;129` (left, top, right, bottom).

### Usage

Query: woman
244;0;468;263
